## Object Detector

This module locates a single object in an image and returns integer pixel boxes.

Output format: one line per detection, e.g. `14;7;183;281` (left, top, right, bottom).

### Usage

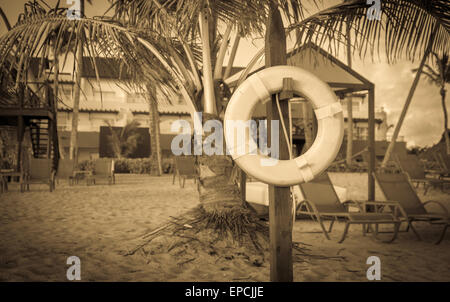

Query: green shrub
114;159;130;173
77;159;94;171
162;157;174;174
76;157;175;174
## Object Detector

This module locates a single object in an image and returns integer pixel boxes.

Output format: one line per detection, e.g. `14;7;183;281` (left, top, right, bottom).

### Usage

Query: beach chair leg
409;221;422;241
338;223;350;243
368;224;378;237
362;224;367;236
369;223;399;243
435;224;448;245
328;218;335;233
381;222;400;243
172;171;176;184
316;216;330;240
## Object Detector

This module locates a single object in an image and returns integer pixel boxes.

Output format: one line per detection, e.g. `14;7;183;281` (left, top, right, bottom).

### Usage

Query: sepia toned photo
0;0;448;287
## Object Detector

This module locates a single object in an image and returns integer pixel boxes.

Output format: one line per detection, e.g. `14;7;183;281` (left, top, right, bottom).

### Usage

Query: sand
0;173;449;282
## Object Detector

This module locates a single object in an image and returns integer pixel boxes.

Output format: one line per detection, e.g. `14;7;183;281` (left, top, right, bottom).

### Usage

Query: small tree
414;53;450;155
105;119;142;158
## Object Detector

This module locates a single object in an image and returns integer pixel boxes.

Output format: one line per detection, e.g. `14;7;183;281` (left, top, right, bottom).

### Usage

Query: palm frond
290;0;450;63
419;51;450;86
0;3;194;109
110;0;319;39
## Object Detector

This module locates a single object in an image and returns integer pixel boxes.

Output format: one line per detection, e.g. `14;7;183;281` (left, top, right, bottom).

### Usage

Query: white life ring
224;65;344;187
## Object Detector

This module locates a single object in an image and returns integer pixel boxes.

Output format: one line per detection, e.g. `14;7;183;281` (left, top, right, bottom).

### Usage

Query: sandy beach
0;173;449;282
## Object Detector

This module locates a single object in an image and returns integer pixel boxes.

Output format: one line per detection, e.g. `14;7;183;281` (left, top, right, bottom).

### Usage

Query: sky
0;0;448;148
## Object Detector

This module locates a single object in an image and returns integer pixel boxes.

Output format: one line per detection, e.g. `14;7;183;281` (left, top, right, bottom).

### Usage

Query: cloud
353;58;448;147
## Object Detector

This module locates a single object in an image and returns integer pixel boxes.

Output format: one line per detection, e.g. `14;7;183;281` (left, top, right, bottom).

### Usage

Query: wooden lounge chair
394;154;447;194
53;158;75;188
87;158;115;185
296;173;402;243
172;156;197;188
374;172;449;244
20;158;54;192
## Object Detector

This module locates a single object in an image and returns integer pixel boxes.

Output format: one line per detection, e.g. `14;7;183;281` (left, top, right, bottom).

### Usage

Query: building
32;55;193;161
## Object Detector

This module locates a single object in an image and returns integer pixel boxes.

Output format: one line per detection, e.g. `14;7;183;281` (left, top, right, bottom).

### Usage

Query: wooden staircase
30;119;49;158
29;117;59;169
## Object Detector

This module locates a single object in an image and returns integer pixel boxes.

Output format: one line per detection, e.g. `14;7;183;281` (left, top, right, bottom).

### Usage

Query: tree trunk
346;98;353;165
441;87;450;155
147;85;163;176
199;7;216;115
194;8;265;249
69;0;84;166
382;24;438;167
195;113;263;247
0;7;11;31
302;103;313;152
345;22;353;166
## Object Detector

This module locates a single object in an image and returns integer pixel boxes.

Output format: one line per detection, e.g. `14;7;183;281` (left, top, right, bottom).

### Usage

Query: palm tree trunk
194;13;261;244
441;87;450;155
199;7;216;115
69;0;84;166
147;85;162;176
69;43;82;163
346;22;353;166
0;7;11;31
382;24;438;167
196;113;257;240
302;102;313;151
223;33;241;80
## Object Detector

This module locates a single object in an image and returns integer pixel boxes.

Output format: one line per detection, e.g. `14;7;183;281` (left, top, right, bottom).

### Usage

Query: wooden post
368;86;375;201
266;3;293;282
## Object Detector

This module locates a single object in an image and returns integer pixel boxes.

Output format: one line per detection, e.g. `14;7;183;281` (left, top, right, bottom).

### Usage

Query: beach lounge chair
172;156;197;188
394;154;447;194
434;151;450;177
296;173;402;243
87;158;115;185
374;172;449;244
53;158;75;188
20;158;54;192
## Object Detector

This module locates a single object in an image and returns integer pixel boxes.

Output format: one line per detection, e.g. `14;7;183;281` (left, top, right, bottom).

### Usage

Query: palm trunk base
125;205;269;272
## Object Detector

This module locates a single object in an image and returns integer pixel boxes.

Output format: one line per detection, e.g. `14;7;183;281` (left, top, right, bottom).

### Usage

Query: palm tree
69;0;84;164
1;0;449;256
415;52;450;155
105;119;142;158
146;84;163;175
